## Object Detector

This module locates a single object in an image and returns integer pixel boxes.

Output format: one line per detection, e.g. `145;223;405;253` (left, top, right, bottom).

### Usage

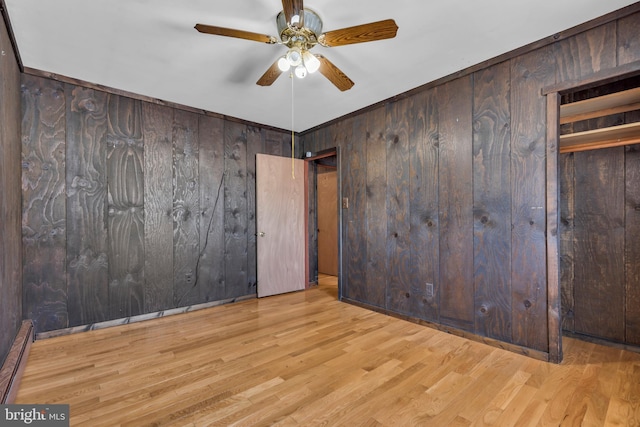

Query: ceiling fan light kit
277;46;321;79
277;56;291;72
302;50;320;73
195;0;398;91
285;48;302;67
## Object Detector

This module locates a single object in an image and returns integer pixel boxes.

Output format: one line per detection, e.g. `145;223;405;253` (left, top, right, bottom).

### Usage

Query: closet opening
548;73;640;354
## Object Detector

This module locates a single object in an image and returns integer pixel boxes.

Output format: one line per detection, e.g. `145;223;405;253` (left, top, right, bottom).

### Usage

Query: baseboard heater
0;320;34;403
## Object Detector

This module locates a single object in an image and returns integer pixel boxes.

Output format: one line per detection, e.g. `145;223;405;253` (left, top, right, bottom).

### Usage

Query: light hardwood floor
16;275;640;426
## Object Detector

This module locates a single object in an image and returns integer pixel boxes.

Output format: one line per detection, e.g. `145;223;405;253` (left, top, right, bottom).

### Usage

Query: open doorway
317;163;339;300
557;75;640;348
544;71;640;361
317;164;338;276
305;149;340;299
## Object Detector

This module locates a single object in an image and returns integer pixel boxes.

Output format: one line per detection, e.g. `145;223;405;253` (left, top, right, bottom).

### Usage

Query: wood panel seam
0;320;33;404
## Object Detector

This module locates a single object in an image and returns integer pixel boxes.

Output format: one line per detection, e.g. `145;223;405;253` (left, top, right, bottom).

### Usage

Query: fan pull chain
290;70;295;179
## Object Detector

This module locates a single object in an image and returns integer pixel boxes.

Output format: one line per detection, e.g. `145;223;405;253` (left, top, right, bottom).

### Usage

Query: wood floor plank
489;383;538;427
14;275;640;426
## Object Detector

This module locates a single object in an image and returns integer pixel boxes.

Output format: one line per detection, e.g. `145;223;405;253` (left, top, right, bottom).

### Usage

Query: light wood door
317;167;338;275
256;154;306;297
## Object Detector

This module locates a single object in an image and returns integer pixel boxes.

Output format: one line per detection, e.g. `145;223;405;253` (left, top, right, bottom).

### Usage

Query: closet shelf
560;86;640;124
559;121;640;153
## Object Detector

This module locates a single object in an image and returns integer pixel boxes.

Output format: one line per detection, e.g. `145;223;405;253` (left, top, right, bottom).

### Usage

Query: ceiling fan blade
317;55;354;91
257;59;285;86
319;19;398;47
282;0;304;28
195;24;277;44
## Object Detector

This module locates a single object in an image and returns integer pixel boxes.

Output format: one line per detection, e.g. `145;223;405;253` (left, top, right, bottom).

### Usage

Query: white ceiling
4;0;638;132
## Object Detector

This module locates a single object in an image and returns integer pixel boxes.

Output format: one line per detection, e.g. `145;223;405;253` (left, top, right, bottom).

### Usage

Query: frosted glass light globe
294;64;307;79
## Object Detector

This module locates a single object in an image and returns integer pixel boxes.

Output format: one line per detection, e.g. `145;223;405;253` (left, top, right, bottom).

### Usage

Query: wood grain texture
385;99;412;315
363;108;387;308
617;11;640;65
194;24;276;45
284;126;294;158
197;115;225;301
18;75;295;335
340;117;368;303
315;126;329;153
626;144;640;344
438;76;474;330
559;86;640;124
546;92;562;363
0;13;24;365
172;110;200;306
560;122;640;153
255;154;306;298
317;167;338;276
320;19;398;47
0;321;32;404
408;88;439;322
557;77;640;345
559;152;576;332
315;129;328;153
574;148;625;342
472;62;512;342
142;102;174;312
106;94;144;319
264;130;285;156
553;21;616;348
256;59;284;87
317;56;355;92
15;8;640;358
245;126;262;296
66;86;109;326
14;278;640;426
555;21;616;82
299;130;316;155
21;75;68;332
307;160;318;283
509;47;555;351
224;121;249;296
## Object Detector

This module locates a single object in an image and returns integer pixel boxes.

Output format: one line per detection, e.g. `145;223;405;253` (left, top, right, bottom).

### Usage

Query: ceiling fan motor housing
276;9;323;49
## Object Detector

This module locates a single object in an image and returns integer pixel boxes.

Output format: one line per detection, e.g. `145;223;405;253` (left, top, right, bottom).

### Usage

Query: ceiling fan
195;0;398;91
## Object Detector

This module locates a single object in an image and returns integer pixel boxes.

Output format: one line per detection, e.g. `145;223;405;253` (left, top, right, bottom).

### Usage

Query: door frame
542;60;640;363
304;147;342;300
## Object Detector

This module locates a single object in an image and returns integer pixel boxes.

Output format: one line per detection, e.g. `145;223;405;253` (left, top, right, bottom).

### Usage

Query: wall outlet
342;197;349;209
425;283;434;298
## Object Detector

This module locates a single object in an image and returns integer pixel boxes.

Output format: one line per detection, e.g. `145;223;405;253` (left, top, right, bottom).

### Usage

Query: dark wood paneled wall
0;10;23;365
437;76;474;332
408;89;439;322
510;47;555;351
626;146;640;344
560;145;640;346
20;75;292;333
386;98;413;317
363;110;386;308
472;61;511;343
575;149;624;341
302;11;640;355
66;86;109;325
